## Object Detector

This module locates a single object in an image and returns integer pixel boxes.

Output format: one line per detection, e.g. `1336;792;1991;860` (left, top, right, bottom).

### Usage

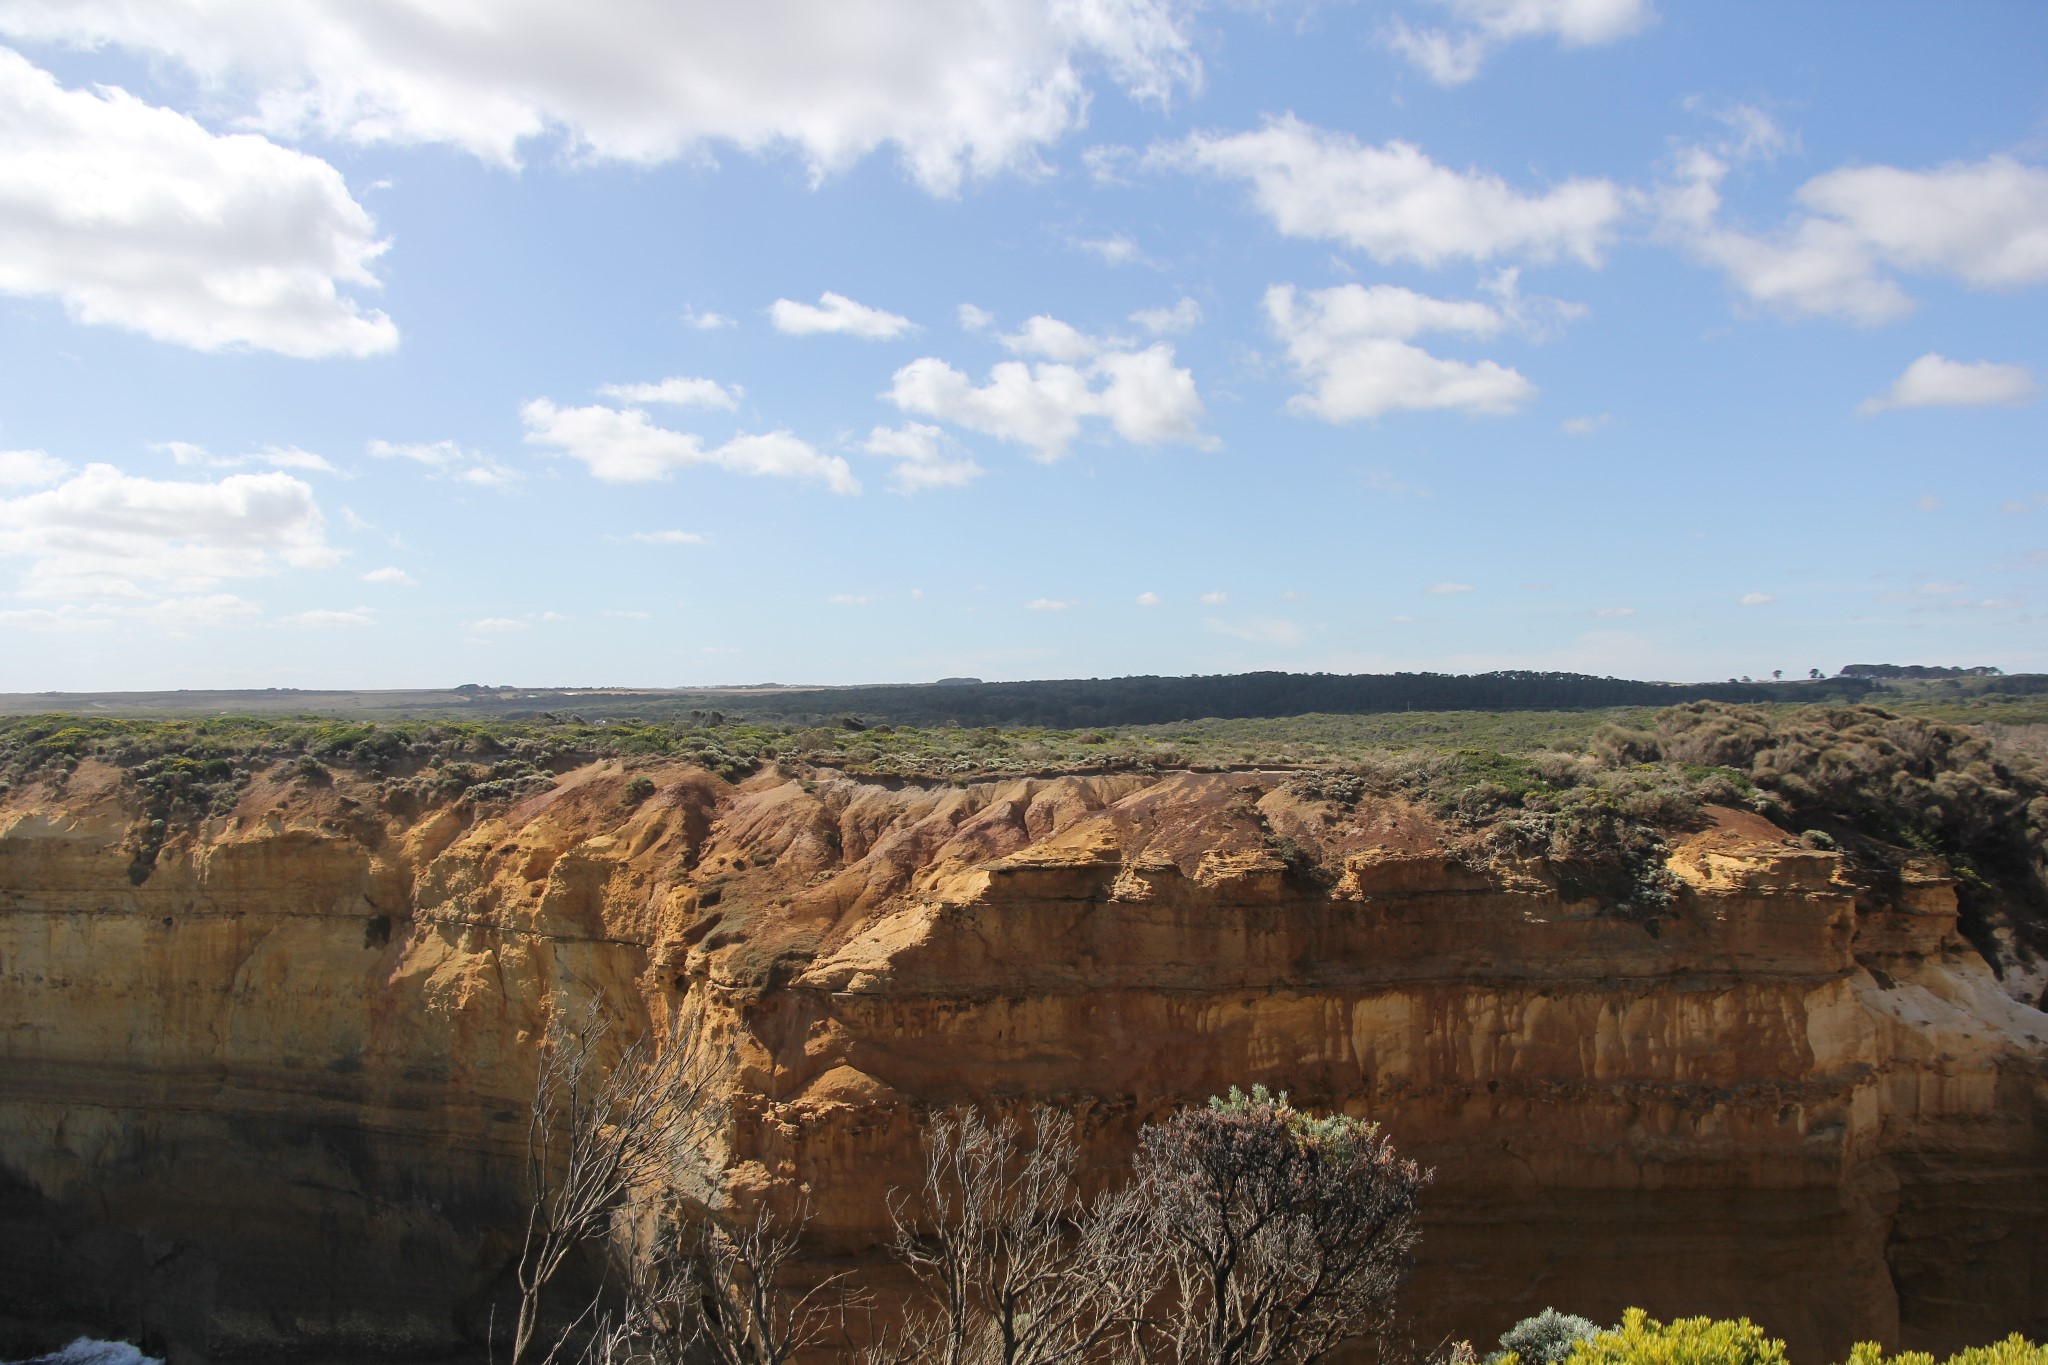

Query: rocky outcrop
2;760;2044;1361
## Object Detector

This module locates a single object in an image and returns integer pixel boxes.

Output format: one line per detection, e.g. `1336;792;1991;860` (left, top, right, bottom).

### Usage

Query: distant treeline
1837;663;2003;679
506;670;1894;729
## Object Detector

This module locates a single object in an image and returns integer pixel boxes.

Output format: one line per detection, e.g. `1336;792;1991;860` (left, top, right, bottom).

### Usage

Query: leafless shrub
512;1002;725;1365
882;1106;1148;1365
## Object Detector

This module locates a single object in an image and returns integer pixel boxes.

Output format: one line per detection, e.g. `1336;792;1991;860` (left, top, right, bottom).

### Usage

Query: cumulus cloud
1000;315;1105;362
0;463;337;602
1136;591;1162;606
1131;297;1202;335
0;47;395;357
466;617;528;634
521;399;859;493
1738;592;1775;606
1025;598;1076;611
1589;606;1636;617
1561;413;1614;434
597;376;743;409
957;303;996;332
1660;144;2048;324
0;1;1200;195
368;438;520;489
886;325;1210;460
361;566;413;585
861;423;985;493
769;291;914;338
0;449;69;488
1427;581;1475;594
1265;282;1536;421
1199;590;1228;605
1386;0;1654;85
1166;115;1624;267
681;307;735;330
1858;353;2038;414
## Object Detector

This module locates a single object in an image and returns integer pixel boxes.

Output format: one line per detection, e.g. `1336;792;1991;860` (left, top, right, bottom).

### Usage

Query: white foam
11;1339;161;1365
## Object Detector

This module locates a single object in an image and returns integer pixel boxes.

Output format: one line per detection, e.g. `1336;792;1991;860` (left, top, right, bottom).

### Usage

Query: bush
1496;1309;1601;1365
1132;1085;1429;1365
1843;1336;2048;1365
622;775;656;806
1564;1309;1787;1365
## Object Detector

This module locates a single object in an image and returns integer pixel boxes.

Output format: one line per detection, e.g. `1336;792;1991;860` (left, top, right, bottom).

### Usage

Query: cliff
2;756;2044;1361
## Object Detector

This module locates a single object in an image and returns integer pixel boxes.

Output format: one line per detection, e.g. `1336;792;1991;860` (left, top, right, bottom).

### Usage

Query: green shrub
1843;1335;2048;1365
622;775;656;806
1565;1308;1787;1365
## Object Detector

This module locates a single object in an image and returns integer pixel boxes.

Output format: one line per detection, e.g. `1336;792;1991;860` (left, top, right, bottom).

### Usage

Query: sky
0;0;2043;692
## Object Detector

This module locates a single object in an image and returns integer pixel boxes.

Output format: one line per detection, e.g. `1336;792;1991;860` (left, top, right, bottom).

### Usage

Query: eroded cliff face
2;760;2044;1361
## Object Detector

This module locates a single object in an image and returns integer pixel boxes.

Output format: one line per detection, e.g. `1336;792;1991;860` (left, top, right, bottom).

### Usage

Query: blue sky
0;1;2042;691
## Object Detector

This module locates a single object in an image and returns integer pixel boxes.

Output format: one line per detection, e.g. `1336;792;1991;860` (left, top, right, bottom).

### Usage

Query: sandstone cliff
2;757;2044;1361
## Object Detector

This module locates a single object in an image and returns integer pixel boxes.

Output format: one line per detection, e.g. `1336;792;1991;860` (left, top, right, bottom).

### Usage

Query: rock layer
2;760;2044;1360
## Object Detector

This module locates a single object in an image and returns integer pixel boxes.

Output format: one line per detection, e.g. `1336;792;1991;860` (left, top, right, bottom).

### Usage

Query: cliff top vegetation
3;697;2044;981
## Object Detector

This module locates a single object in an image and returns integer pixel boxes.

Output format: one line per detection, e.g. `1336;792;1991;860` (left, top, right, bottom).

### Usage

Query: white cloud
1206;617;1306;645
0;47;395;357
597;376;743;409
861;423;985;493
1590;606;1636;617
827;593;873;605
1738;592;1775;606
1167;116;1625;267
1131;297;1202;335
1858;353;2037;414
958;303;996;332
1199;590;1228;605
1073;233;1145;265
158;441;340;474
283;607;375;628
1661;149;2048;324
769;291;913;338
1001;315;1104;362
466;617;527;634
681;307;734;330
1427;581;1475;594
624;529;707;544
361;565;413;585
256;445;339;473
1561;413;1614;434
1025;597;1077;611
1265;282;1537;421
0;449;68;488
1386;0;1654;86
368;438;520;488
1135;591;1161;606
0;463;337;601
886;330;1209;460
520;399;859;493
1;1;1201;196
141;593;263;631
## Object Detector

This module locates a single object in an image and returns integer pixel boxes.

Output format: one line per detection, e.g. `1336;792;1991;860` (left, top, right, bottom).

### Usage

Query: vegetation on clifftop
2;699;2043;980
